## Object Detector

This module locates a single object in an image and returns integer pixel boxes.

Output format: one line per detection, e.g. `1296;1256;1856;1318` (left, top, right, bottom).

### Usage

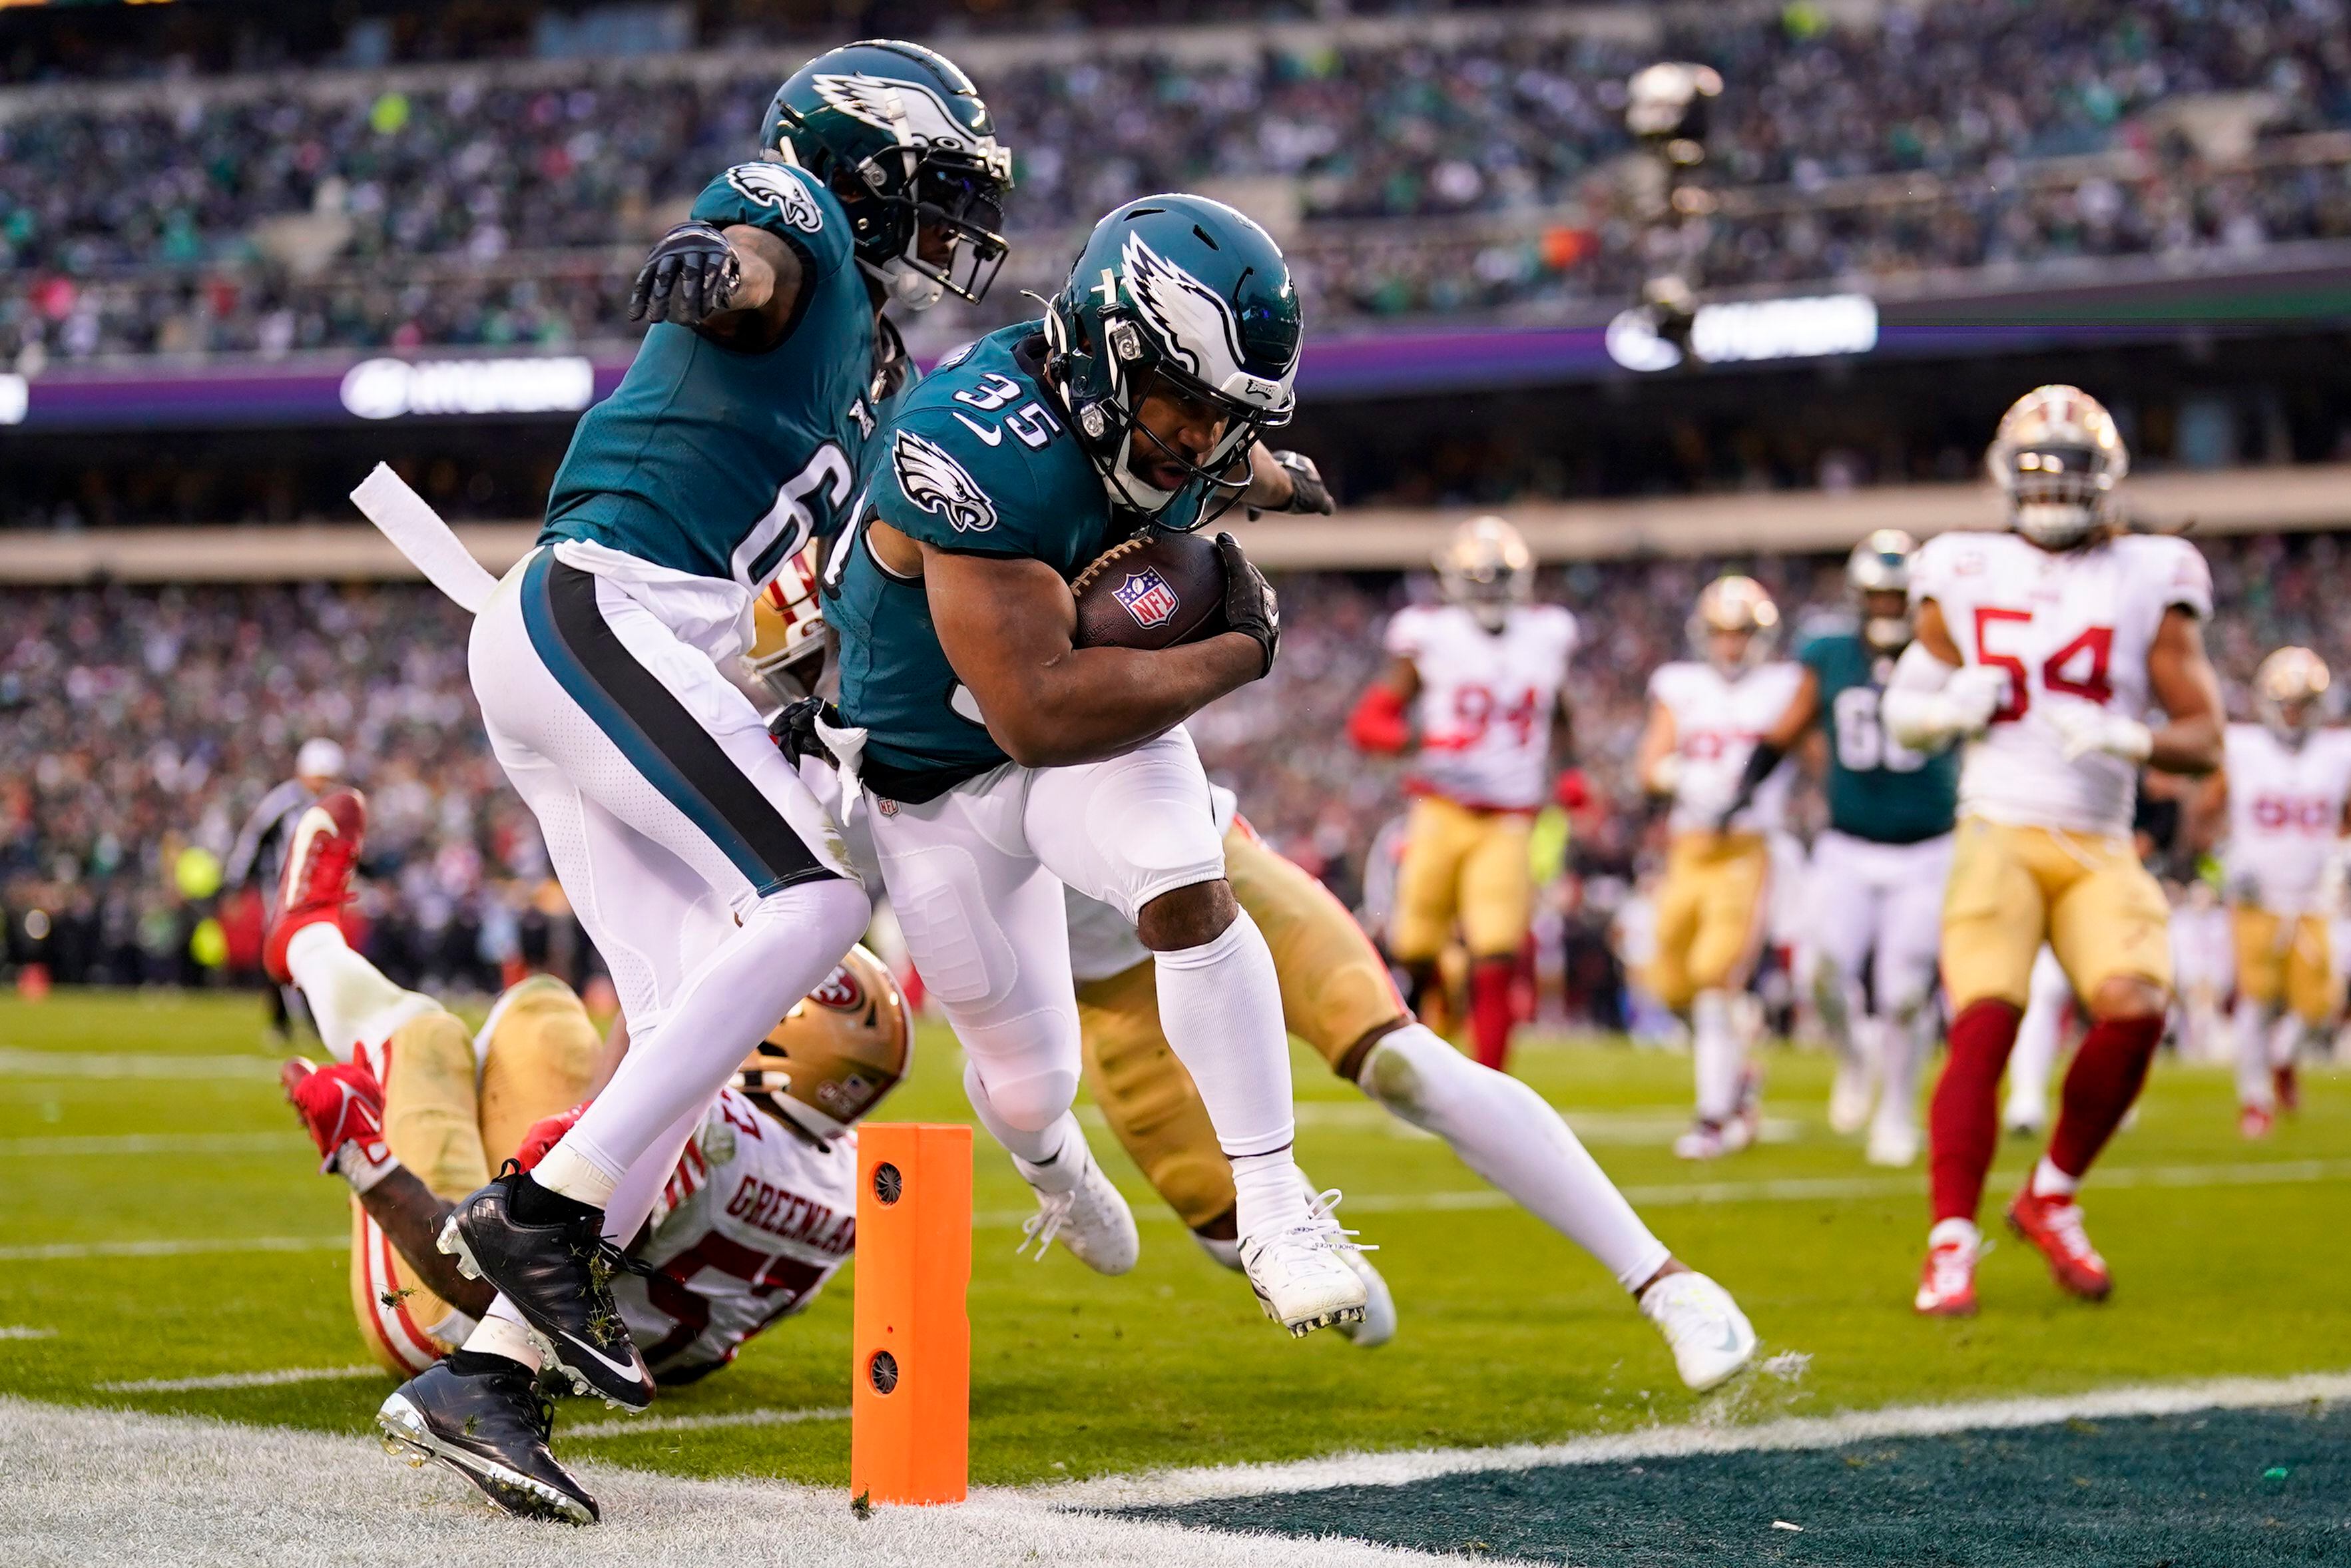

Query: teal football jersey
541;162;884;592
1801;629;1959;844
830;322;1120;801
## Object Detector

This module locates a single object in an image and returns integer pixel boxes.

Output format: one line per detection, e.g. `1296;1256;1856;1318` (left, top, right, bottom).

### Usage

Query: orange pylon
850;1123;971;1505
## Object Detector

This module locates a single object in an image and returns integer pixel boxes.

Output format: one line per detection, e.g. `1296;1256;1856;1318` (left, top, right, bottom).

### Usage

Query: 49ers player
2199;647;2351;1137
1348;515;1578;1071
1633;577;1802;1159
1887;386;2223;1316
271;790;908;1523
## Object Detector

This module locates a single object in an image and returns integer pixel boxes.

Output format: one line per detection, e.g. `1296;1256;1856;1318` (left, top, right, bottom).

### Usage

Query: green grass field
4;989;2348;1495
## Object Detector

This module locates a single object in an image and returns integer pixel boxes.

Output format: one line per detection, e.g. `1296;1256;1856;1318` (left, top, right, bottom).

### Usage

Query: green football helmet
762;40;1013;308
1042;193;1301;529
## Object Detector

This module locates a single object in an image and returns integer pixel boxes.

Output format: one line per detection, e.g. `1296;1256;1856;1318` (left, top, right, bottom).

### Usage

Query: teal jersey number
1801;630;1959;844
541;163;880;592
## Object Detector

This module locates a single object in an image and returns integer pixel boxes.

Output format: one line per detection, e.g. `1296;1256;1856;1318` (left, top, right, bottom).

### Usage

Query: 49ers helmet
1689;575;1779;671
736;943;912;1141
1986;385;2129;551
2254;646;2329;746
1436;515;1533;633
744;539;828;706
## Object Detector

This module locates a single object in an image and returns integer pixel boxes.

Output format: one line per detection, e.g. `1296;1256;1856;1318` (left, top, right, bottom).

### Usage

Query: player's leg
1868;833;1952;1169
2232;904;2285;1132
2280;914;2332;1114
1457;810;1536;1072
1806;831;1881;1136
475;974;607;1165
1676;835;1770;1157
1387;796;1472;1032
1025;728;1364;1336
2003;945;2073;1135
1918;820;2049;1315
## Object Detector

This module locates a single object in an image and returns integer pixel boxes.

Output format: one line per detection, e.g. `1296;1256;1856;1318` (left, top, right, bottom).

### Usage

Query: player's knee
971;1061;1079;1133
1358;1023;1482;1133
2087;975;2167;1022
1136;878;1238;951
747;874;871;954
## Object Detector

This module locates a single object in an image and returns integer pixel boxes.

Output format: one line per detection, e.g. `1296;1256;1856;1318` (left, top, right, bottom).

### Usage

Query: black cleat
439;1163;654;1412
377;1359;599;1525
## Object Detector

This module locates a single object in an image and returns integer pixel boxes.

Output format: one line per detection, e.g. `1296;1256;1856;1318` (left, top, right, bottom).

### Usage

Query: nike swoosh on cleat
548;1330;643;1385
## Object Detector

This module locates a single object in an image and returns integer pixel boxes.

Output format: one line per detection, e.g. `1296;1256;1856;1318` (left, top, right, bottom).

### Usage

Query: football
1069;529;1228;651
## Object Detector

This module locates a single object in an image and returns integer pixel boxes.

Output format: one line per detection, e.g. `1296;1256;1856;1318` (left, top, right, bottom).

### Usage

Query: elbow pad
1348;685;1410;754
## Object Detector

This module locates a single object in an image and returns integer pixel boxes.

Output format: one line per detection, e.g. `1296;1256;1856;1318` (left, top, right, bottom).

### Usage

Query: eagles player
821;194;1367;1336
1347;515;1579;1073
1067;796;1759;1391
1722;531;1957;1167
1888;386;2222;1316
270;791;905;1523
1634;577;1802;1159
2200;647;2351;1137
395;42;1013;1456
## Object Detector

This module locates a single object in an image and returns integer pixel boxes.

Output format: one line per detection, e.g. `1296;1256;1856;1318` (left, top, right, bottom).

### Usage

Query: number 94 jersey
1912;529;2213;836
1800;629;1957;844
1384;602;1577;811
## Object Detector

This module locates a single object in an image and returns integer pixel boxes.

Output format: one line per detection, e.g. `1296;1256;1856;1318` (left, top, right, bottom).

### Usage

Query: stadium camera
1625;61;1722;168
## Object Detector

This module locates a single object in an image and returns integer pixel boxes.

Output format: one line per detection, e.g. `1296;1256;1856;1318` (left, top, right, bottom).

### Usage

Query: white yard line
1039;1368;2351;1510
0;1326;57;1340
95;1366;384;1394
0;1131;306;1158
0;1234;344;1262
566;1404;852;1439
0;1048;281;1079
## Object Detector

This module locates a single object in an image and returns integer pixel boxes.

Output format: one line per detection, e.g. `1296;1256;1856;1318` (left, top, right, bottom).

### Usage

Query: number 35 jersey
1912;529;2213;837
1384;602;1577;811
2221;722;2351;912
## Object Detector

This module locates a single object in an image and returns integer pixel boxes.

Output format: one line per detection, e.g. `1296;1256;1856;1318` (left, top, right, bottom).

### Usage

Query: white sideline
566;1404;852;1439
95;1366;384;1394
0;1234;344;1262
0;1047;280;1079
0;1131;307;1158
1038;1368;2351;1510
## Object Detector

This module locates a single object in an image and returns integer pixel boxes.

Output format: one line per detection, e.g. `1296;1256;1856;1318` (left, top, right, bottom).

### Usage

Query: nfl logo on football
1114;568;1180;629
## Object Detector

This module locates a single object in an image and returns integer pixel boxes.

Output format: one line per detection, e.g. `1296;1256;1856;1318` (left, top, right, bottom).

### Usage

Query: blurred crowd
5;1;2348;359
9;527;2348;997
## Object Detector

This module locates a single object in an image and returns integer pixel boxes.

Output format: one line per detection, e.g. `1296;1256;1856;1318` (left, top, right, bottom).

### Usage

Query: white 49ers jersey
615;1088;858;1382
1648;659;1804;834
1913;529;2212;836
2222;723;2351;912
1384;602;1578;810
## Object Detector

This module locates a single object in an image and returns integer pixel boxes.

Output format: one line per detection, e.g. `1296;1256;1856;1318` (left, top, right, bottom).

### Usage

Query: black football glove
768;696;841;766
1247;449;1334;519
1213;531;1280;678
629;221;740;326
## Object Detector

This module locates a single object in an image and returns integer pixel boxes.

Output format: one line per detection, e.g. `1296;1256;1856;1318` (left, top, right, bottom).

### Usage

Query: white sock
963;1061;1085;1188
283;922;437;1065
2234;996;2275;1110
1360;1024;1669;1290
597;1103;706;1245
531;1141;619;1210
559;877;868;1183
1871;1008;1933;1145
461;1304;543;1372
1151;910;1306;1238
2029;1156;2079;1198
1691;989;1744;1123
2007;992;2064;1124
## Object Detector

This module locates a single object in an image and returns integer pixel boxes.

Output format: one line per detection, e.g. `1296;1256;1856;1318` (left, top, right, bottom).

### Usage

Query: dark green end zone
1114;1403;2351;1566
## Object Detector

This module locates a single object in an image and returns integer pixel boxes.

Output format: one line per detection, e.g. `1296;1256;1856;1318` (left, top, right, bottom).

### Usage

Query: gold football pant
1939;818;2172;1011
1388;794;1535;962
2232;906;2334;1025
1642;832;1770;1013
1079;824;1410;1234
347;975;604;1374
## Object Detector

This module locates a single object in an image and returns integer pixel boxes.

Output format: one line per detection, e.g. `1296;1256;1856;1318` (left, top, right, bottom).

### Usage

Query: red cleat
280;1056;389;1175
262;787;366;985
1914;1221;1980;1317
2273;1063;2300;1114
2005;1188;2112;1301
2239;1105;2274;1140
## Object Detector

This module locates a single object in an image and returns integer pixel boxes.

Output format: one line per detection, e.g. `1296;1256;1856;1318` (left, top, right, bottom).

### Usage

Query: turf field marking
0;1326;57;1340
565;1404;852;1439
0;1132;307;1158
93;1365;384;1394
0;1234;344;1262
1039;1368;2351;1509
0;1048;280;1079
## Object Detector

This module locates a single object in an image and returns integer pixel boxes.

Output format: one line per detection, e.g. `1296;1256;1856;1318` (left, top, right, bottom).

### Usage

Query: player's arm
1346;656;1420;754
1880;599;2006;750
1714;667;1819;830
629;222;806;350
2138;607;2225;775
919;540;1273;768
1243;445;1334;516
2185;768;2229;856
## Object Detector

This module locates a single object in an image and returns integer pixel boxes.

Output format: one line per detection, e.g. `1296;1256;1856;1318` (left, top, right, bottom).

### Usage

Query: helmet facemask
1846;529;1916;654
1437;516;1533;633
1987;386;2128;552
1689;577;1780;674
2007;444;2107;550
2255;647;2330;749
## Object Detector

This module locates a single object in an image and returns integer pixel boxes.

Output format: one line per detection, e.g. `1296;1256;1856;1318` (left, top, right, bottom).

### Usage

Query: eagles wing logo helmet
1986;384;2128;551
2254;646;2330;747
1845;528;1917;653
1043;194;1302;530
762;40;1013;309
1436;515;1533;633
736;944;913;1141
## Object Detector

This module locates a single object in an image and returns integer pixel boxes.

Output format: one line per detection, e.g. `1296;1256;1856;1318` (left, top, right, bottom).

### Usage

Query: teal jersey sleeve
690;163;853;281
868;408;1043;559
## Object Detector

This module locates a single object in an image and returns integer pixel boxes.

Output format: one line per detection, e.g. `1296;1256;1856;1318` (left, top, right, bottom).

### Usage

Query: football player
819;194;1361;1337
1067;794;1758;1391
411;41;1011;1432
1886;386;2222;1316
1633;577;1803;1159
1721;531;1957;1167
2001;945;2078;1137
1346;515;1579;1073
274;790;905;1523
2199;647;2351;1137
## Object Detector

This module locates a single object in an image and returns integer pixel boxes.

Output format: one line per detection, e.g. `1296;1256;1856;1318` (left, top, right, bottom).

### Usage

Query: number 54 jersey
1911;529;2212;837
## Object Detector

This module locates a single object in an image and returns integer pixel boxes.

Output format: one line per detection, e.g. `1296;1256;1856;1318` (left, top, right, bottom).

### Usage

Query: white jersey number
1831;686;1925;773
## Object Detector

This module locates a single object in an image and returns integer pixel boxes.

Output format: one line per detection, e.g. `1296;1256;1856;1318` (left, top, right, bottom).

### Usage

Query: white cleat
1672;1114;1754;1160
1015;1141;1139;1276
1828;1057;1874;1135
1638;1270;1757;1392
1866;1121;1920;1168
1333;1239;1397;1350
1240;1188;1370;1338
